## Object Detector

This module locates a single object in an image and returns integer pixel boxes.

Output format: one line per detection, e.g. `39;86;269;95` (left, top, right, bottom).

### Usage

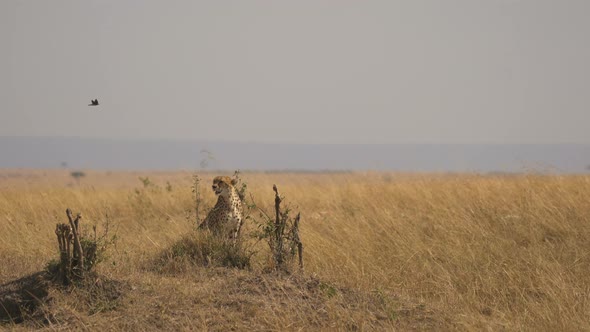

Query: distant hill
0;136;588;173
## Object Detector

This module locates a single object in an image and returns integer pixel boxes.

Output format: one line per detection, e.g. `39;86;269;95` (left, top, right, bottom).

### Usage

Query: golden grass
1;170;590;330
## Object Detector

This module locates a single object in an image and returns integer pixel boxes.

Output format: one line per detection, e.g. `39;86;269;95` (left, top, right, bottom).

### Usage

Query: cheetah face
212;180;227;196
211;176;236;198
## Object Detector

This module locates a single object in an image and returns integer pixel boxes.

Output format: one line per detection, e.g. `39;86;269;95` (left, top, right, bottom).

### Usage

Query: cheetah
198;176;244;240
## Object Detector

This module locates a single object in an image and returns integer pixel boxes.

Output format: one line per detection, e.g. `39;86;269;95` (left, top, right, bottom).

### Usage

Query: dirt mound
103;268;445;331
1;267;445;330
0;272;49;324
0;271;127;328
210;270;440;331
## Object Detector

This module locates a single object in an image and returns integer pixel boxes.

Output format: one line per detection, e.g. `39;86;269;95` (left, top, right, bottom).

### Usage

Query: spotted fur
198;176;243;240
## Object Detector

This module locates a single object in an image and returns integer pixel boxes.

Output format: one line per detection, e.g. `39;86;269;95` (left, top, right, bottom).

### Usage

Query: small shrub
48;209;115;285
320;282;338;298
138;176;152;188
70;171;85;184
249;185;303;272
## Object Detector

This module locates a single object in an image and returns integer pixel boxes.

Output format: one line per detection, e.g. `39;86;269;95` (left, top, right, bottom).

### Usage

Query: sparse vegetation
47;209;115;285
138;176;154;189
248;184;303;272
2;170;590;330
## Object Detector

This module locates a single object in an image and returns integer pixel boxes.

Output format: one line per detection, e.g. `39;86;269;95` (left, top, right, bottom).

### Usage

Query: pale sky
1;0;589;144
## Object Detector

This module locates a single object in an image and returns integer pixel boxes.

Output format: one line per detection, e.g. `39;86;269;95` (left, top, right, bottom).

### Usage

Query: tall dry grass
1;170;590;330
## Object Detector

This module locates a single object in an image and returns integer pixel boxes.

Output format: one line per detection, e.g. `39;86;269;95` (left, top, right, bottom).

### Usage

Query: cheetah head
211;176;238;198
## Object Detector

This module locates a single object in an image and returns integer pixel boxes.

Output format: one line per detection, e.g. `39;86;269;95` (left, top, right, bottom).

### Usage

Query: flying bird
88;99;99;106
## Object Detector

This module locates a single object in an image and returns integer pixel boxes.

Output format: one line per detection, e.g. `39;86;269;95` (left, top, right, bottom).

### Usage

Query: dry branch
66;208;84;277
53;208;104;284
273;184;285;266
55;224;72;281
270;184;303;271
292;213;303;270
192;174;201;227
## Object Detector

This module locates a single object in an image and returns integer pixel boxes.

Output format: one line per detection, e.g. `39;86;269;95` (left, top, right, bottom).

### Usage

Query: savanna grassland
1;170;590;331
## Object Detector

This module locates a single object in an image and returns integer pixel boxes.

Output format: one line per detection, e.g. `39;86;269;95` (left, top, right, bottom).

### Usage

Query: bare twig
273;185;285;267
66;208;84;277
55;224;71;281
273;184;282;223
292;213;303;270
193;174;201;227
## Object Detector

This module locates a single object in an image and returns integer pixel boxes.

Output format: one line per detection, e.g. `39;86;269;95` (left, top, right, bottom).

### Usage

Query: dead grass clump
50;273;129;317
150;231;252;274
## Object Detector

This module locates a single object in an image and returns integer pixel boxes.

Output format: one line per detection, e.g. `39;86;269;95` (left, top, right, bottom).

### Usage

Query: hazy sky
1;1;589;144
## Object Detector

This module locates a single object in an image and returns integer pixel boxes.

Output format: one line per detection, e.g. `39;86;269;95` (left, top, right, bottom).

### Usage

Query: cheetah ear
231;178;238;186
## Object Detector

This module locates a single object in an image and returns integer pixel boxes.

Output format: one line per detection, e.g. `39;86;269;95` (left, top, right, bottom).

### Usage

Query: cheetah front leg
231;217;243;242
